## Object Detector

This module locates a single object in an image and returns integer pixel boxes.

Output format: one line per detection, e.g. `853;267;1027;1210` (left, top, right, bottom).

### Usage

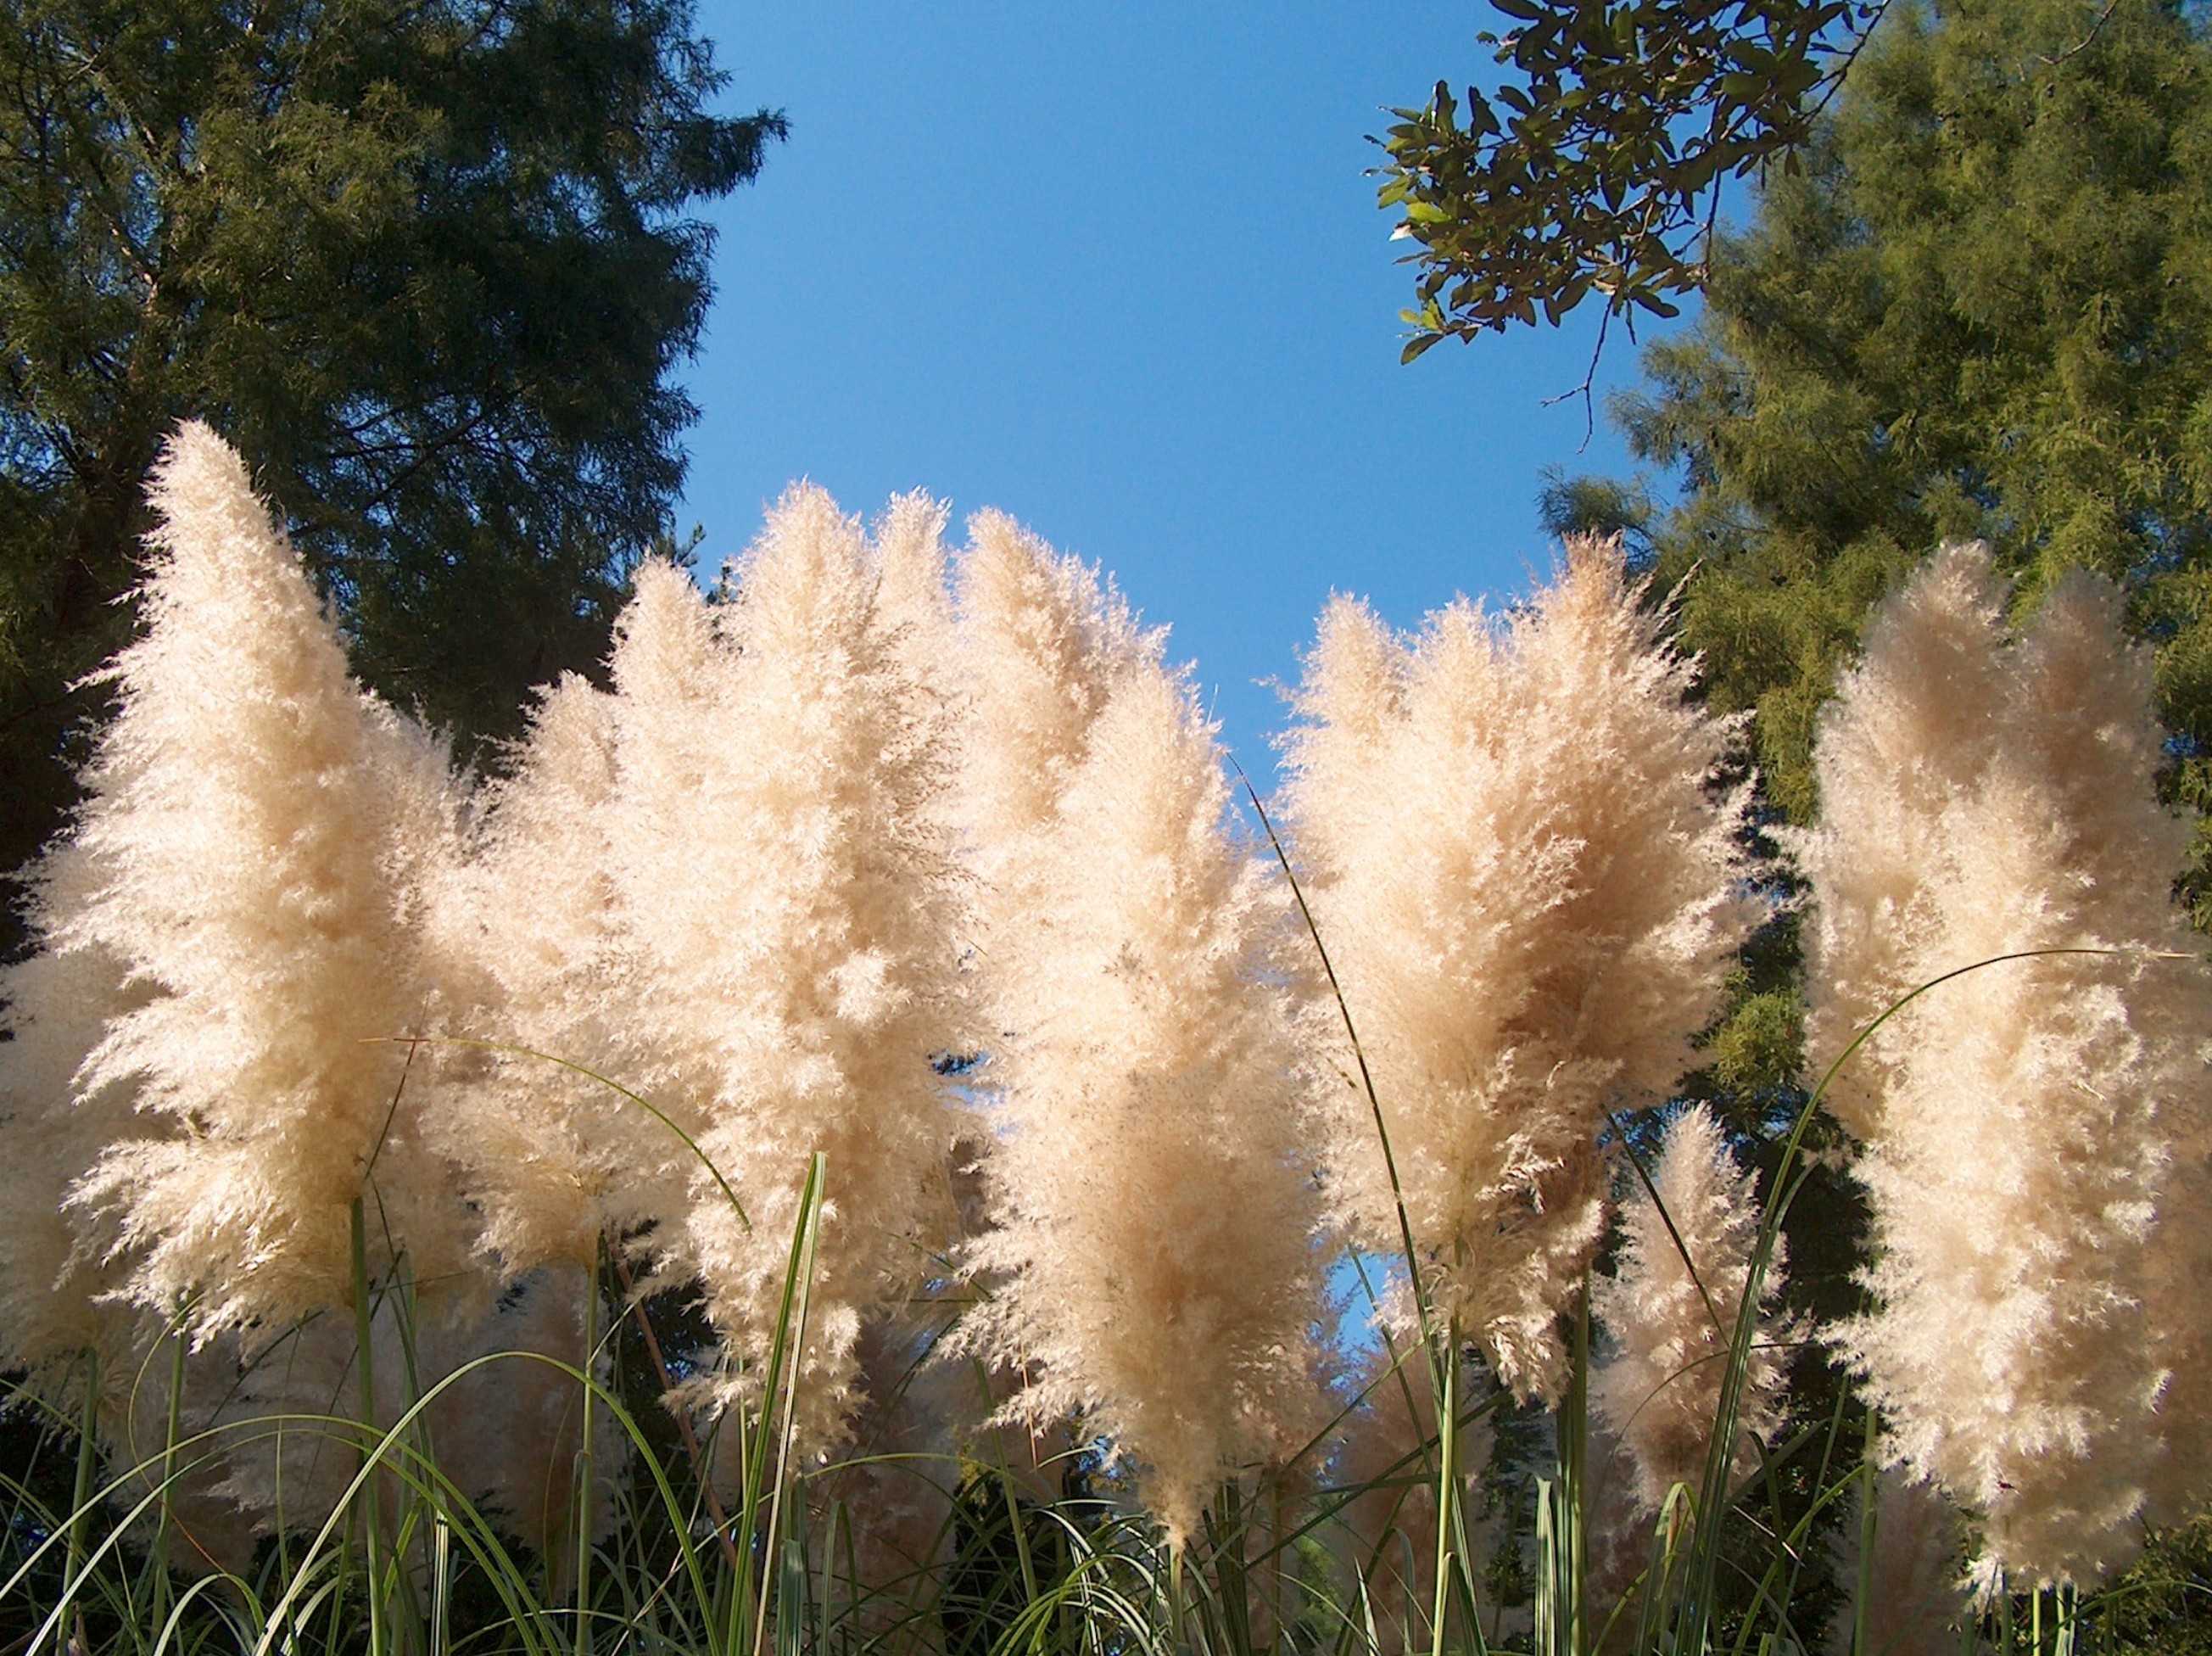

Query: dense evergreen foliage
0;0;785;943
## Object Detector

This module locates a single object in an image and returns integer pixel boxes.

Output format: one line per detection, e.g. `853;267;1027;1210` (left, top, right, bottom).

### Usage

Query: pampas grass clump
9;429;2212;1651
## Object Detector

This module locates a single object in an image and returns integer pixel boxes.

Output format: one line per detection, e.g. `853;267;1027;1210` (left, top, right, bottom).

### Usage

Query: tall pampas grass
54;423;468;1336
1796;540;2212;1588
1280;536;1754;1397
18;432;2212;1650
595;487;969;1445
1826;1464;1974;1656
953;519;1326;1544
1591;1103;1790;1520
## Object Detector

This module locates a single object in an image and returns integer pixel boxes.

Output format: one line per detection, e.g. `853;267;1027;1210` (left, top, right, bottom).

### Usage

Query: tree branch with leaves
1376;0;1886;359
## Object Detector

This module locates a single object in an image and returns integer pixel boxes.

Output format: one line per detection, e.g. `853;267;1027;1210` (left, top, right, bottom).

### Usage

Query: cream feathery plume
954;521;1326;1545
602;487;969;1445
64;422;470;1335
422;673;681;1273
187;1273;613;1558
1794;544;2017;1144
1796;541;2212;1587
0;849;249;1574
411;1273;620;1558
803;1312;970;1642
1281;536;1755;1399
103;1316;270;1575
0;850;262;1580
873;491;958;699
1591;1103;1790;1519
952;507;1152;862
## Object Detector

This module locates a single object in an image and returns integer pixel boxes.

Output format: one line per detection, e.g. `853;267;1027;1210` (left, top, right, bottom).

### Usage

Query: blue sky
674;3;1667;776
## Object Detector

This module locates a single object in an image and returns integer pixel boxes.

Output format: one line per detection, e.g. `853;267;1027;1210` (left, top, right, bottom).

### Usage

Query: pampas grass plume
424;671;682;1273
1592;1103;1789;1519
63;423;467;1334
1826;1467;1974;1656
1328;1350;1498;1654
1282;536;1754;1396
1798;541;2212;1586
0;843;157;1380
953;508;1150;859
600;489;968;1444
955;520;1325;1543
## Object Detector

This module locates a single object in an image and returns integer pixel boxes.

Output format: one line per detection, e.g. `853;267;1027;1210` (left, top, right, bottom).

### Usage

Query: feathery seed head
1591;1103;1789;1519
953;509;1153;849
61;423;468;1334
872;491;958;693
1825;1466;1973;1656
1327;1350;1497;1654
0;843;158;1382
1282;535;1754;1397
1798;541;2212;1586
599;490;969;1446
954;522;1326;1545
422;672;670;1273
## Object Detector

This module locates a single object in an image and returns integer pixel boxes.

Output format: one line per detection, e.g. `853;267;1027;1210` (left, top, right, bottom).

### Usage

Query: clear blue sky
674;3;1667;777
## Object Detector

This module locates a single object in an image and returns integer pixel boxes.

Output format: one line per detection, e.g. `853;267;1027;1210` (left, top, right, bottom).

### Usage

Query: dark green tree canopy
0;0;783;925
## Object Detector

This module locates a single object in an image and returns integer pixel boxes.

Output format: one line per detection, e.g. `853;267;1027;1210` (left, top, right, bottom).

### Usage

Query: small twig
1808;3;1896;119
1540;305;1612;451
2042;0;2121;65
